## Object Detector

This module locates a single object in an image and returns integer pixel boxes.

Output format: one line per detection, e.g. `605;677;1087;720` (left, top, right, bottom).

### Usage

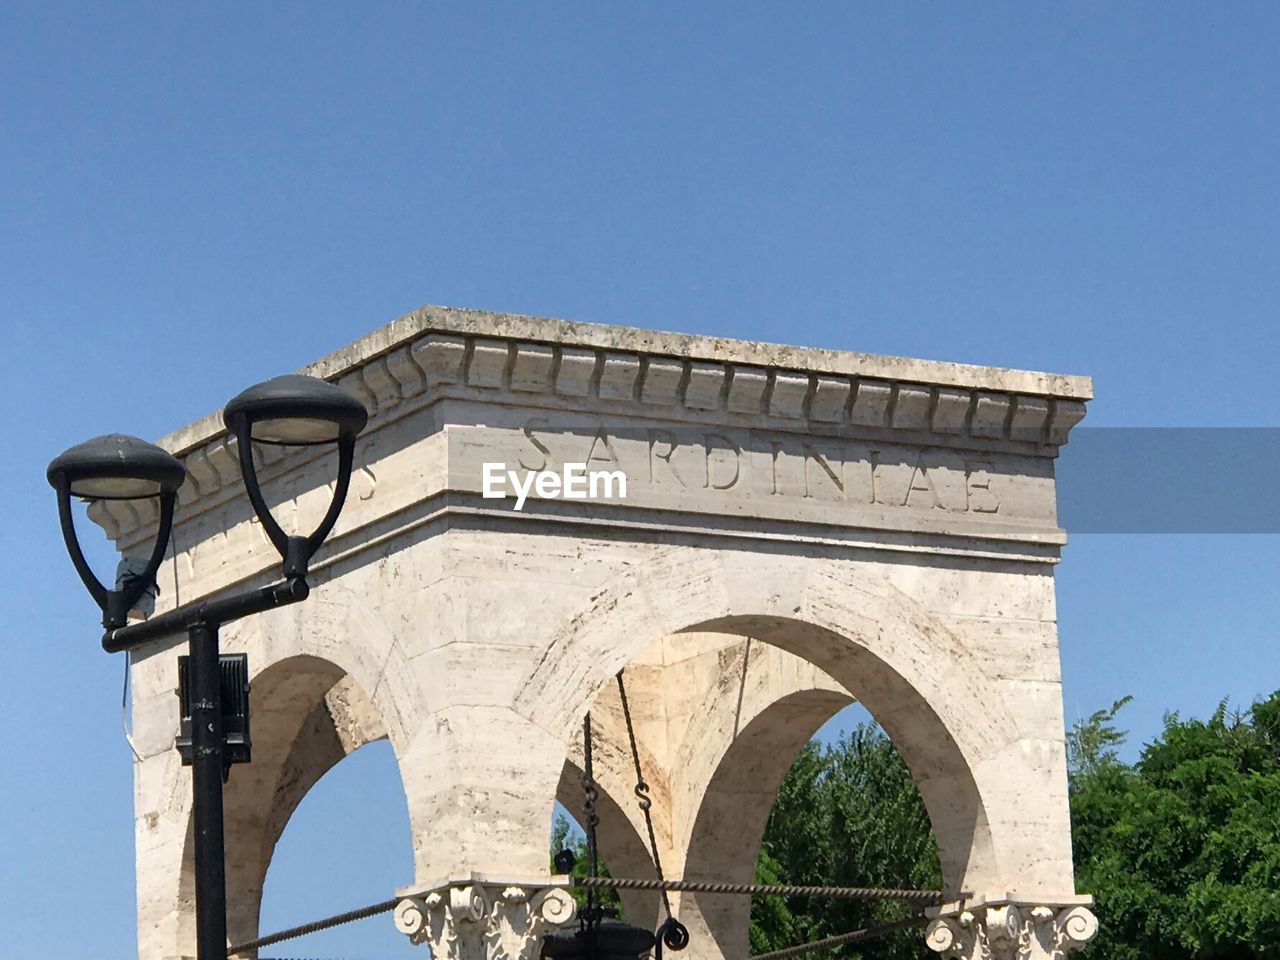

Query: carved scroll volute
1015;904;1100;960
533;887;577;928
394;894;436;946
396;884;577;960
1050;906;1099;956
925;904;1098;960
395;886;489;960
925;909;987;960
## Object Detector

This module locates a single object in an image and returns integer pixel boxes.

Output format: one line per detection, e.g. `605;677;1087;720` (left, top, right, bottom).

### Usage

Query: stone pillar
925;898;1098;960
394;881;578;960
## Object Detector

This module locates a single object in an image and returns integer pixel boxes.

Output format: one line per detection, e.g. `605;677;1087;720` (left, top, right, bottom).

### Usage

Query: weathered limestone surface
95;305;1094;960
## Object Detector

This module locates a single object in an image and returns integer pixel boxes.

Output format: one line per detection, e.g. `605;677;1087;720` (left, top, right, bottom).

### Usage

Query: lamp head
47;433;186;500
47;434;184;630
223;374;367;578
223;374;368;446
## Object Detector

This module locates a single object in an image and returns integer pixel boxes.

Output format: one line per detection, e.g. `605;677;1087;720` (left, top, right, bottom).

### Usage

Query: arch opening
517;554;1004;906
678;614;989;897
742;707;940;959
574;625;948;960
174;654;407;956
258;737;415;958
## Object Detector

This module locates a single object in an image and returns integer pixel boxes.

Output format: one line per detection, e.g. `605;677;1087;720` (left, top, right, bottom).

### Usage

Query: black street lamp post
48;375;368;960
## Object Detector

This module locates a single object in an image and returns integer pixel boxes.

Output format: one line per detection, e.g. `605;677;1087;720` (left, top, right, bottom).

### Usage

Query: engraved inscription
704;433;741;491
519;419;1006;516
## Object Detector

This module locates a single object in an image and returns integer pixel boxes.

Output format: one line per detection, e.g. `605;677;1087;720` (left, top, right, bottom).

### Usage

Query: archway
259;738;414;958
516;547;1034;902
549;624;861;960
677;686;854;960
749;712;941;960
153;574;419;959
173;655;398;953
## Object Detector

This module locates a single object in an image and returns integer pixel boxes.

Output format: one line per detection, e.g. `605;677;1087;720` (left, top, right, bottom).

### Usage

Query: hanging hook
615;670;689;954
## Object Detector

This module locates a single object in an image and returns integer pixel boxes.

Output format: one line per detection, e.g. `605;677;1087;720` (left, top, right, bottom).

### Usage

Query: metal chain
580;711;602;923
615;669;692;957
227;898;399;956
749;914;930;960
614;670;674;919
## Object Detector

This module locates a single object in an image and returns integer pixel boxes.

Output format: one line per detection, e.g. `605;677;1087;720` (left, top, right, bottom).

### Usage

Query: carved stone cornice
925;898;1098;960
86;304;1091;550
394;882;577;960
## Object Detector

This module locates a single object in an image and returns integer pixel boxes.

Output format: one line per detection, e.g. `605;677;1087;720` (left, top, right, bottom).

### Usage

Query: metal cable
615;670;673;919
227;898;399;956
731;637;751;739
226;876;949;957
571;876;952;904
749;914;930;960
251;917;928;960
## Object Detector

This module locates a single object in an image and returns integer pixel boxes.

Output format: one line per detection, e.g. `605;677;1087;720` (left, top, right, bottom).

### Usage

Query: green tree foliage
749;727;941;959
1070;691;1280;959
1067;696;1133;778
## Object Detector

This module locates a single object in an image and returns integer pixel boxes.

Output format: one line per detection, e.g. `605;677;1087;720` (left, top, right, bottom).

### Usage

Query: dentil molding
87;305;1090;548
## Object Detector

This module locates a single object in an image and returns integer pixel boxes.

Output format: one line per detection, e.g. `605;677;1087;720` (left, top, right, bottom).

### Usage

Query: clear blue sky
3;4;1277;958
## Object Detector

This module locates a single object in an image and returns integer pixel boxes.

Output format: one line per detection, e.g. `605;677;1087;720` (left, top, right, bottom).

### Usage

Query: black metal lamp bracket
231;424;357;579
55;481;177;631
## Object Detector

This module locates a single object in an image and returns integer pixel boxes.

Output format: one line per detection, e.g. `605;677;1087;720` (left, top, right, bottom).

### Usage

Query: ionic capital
394;882;577;960
925;899;1098;960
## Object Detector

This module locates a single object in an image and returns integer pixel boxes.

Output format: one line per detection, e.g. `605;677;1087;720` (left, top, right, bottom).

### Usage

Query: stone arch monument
92;305;1097;960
